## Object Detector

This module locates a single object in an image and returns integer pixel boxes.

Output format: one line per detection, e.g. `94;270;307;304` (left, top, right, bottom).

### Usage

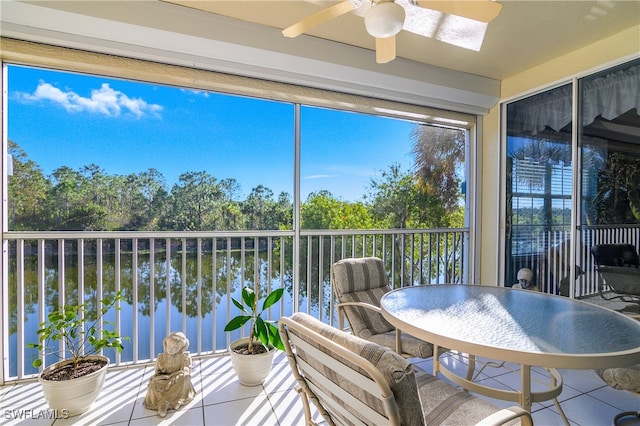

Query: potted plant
224;286;285;386
27;291;128;416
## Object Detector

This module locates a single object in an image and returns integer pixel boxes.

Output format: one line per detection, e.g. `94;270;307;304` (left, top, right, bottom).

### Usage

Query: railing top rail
300;228;469;236
2;230;295;239
3;228;469;240
580;224;640;230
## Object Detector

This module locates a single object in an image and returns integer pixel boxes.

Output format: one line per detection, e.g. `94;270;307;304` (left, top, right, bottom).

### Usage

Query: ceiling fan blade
282;0;358;38
415;0;502;23
376;36;396;64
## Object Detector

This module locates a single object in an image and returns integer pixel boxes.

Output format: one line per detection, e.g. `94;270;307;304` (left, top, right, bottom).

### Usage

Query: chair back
331;257;394;339
591;244;640;267
278;312;424;426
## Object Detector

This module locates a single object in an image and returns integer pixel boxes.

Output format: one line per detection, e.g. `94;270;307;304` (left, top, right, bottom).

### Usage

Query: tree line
7;125;466;232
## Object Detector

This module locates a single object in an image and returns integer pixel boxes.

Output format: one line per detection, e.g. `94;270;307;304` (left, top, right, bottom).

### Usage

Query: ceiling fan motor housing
364;0;406;38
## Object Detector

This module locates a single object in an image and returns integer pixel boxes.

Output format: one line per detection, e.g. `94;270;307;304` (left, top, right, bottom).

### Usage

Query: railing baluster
444;232;449;283
37;239;45;373
211;237;217;352
197;237;202;354
181;237;187;334
165;238;171;337
225;236;232;349
115;238;122;363
410;233;415;286
279;236;285;318
390;233;396;287
306;236;312;314
78;239;85;357
149;237;155;362
400;233;406;287
267;236;273;320
133;238;139;364
58;239;65;358
97;239;104;359
16;239;24;378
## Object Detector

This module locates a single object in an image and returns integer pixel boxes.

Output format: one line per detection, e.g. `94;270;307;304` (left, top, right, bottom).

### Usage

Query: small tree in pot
27;291;129;415
224;287;284;385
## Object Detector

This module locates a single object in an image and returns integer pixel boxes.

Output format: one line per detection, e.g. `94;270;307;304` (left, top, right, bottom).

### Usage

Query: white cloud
303;174;338;180
18;80;163;118
181;88;209;97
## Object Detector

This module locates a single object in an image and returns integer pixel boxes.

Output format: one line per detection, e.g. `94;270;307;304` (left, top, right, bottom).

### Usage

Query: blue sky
8;64;417;202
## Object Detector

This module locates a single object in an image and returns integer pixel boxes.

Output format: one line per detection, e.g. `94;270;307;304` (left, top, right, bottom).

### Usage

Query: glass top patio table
381;284;640;420
380;284;640;370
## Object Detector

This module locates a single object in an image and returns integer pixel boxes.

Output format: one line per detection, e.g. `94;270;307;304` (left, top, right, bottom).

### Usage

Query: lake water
8;242;328;378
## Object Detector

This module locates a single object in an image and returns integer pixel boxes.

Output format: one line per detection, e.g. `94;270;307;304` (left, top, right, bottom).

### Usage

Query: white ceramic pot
38;355;109;417
229;338;276;386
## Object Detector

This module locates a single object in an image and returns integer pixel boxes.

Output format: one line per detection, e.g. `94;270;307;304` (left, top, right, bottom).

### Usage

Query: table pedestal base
433;346;568;425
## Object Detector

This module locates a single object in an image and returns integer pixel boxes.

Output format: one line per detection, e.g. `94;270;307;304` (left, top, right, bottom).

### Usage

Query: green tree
219;178;242;229
301;190;372;230
273;191;293;230
412;124;465;219
50;166;109;230
123;168;168;230
243;185;272;229
366;164;420;229
7;140;51;230
162;171;224;230
242;185;292;230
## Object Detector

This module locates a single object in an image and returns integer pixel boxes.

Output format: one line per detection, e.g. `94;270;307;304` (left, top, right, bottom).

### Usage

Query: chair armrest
336;302;403;352
475;406;533;426
336;301;382;313
336;302;383;334
598;265;640;275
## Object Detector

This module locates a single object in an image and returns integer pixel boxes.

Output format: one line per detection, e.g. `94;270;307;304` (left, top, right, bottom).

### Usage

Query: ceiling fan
282;0;502;64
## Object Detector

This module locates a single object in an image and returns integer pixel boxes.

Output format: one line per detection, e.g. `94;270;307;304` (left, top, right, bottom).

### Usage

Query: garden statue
513;267;538;291
143;332;196;417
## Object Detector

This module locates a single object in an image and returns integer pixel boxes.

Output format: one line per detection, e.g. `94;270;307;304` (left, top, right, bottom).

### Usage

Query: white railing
1;227;468;382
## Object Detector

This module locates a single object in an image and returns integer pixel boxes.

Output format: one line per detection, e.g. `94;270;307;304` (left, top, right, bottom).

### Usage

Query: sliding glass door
504;84;574;294
503;58;639;297
578;61;640;294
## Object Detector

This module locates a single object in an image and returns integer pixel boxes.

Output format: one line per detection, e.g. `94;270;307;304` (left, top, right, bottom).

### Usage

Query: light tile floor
2;351;639;426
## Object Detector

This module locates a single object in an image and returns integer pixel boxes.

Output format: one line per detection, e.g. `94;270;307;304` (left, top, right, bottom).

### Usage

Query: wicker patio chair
278;312;532;426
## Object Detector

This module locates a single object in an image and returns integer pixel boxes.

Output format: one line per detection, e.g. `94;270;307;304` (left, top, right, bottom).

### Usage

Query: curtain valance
510;64;639;135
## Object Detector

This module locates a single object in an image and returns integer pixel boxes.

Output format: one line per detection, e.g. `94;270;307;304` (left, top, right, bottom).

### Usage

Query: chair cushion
369;330;435;358
288;312;425;426
332;257;395;337
596;364;640;392
332;257;390;294
414;367;515;426
339;288;395;338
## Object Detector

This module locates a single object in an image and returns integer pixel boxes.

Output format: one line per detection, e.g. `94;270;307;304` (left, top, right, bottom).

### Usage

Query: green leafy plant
224;287;285;353
28;290;129;372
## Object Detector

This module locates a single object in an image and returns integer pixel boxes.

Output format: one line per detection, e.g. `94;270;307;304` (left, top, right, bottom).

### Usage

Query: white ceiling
164;0;640;80
1;1;638;115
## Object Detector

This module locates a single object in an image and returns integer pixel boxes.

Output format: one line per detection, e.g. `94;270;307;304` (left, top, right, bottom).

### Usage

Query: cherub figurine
512;267;539;291
143;332;196;417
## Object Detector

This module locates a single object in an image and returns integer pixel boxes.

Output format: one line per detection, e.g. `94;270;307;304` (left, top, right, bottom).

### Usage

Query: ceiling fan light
364;1;405;38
